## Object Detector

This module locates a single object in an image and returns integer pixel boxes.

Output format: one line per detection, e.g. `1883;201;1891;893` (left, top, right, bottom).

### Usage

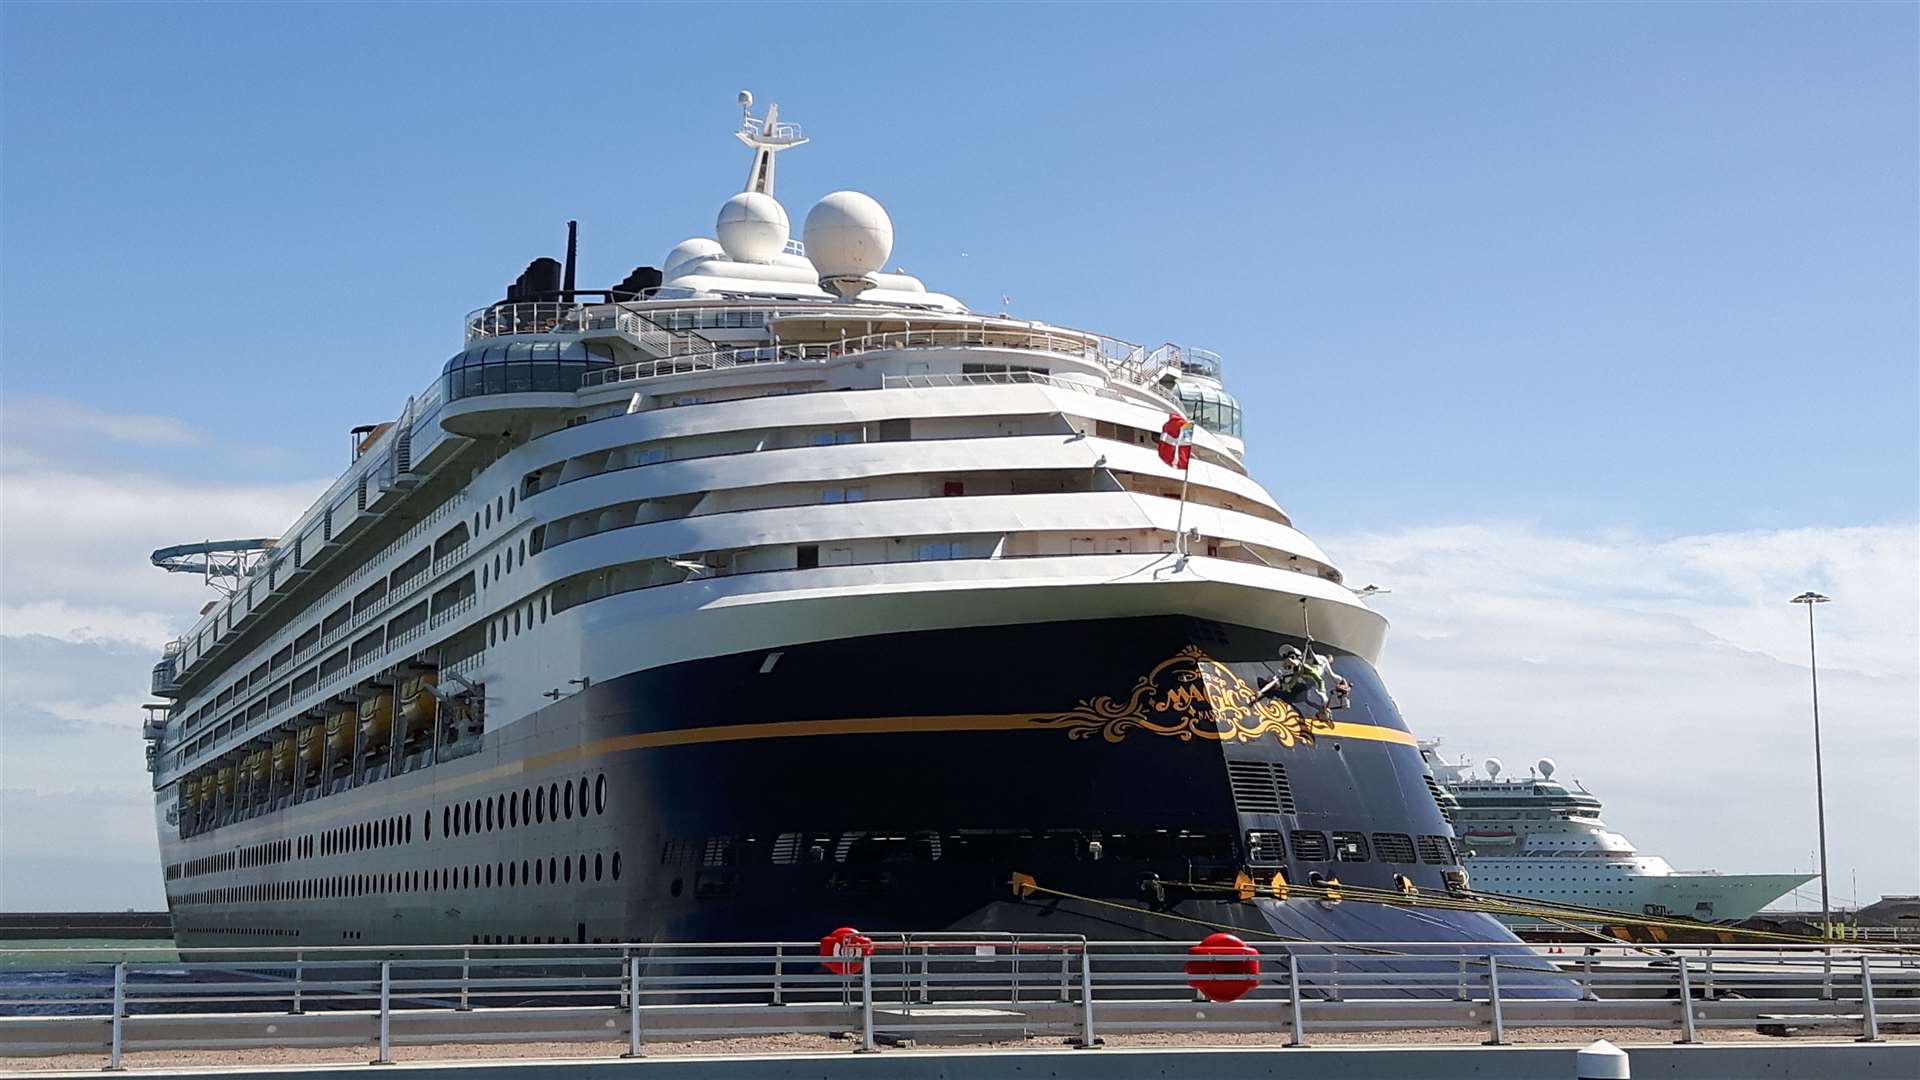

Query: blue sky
2;3;1915;908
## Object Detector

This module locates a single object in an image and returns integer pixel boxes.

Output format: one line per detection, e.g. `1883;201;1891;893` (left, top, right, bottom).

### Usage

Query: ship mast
735;89;808;195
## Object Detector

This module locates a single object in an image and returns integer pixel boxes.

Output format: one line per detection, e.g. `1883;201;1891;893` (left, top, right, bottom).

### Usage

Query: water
0;938;185;1016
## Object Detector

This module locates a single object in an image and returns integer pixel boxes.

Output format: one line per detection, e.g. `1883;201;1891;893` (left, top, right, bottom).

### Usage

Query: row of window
1246;830;1457;866
436;775;608;839
172;850;622;906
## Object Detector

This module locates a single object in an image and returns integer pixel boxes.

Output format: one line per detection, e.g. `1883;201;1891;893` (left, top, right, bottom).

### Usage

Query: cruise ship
143;94;1516;953
1423;746;1813;926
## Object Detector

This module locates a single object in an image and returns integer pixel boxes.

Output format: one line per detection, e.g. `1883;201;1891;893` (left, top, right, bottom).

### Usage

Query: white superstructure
1423;745;1812;925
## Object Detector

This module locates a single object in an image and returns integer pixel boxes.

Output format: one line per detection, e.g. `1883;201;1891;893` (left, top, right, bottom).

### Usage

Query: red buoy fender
819;926;874;976
1185;932;1261;1003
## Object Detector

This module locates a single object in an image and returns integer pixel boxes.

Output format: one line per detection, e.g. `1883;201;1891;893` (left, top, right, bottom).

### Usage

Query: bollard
1674;956;1696;1044
1286;953;1306;1048
1858;955;1883;1043
1483;955;1507;1046
290;950;304;1015
1576;1038;1630;1079
857;951;877;1052
1074;944;1100;1049
105;961;127;1072
771;945;784;1006
370;960;392;1065
621;954;642;1058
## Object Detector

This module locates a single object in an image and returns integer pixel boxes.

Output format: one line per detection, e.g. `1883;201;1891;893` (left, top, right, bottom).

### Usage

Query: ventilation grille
1372;832;1418;864
1331;831;1371;862
1289;830;1330;862
1246;829;1288;865
1417;834;1456;865
1225;759;1299;816
1422;775;1454;824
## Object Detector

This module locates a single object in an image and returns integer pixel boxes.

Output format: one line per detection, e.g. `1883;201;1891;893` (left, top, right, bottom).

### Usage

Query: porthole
485;864;493;887
464;802;474;834
514;610;521;634
496;495;504;519
578;854;586;881
508;862;516;886
536;787;546;823
509;490;515;513
611;852;621;880
488;623;495;647
494;554;501;579
564;783;574;819
594;853;603;881
577;777;589;816
509;794;518;828
519;538;526;562
563;857;572;883
473;513;480;535
485;798;495;832
535;859;544;884
422;812;429;842
484;505;491;529
594;774;607;814
670;878;683;898
549;782;560;818
549;856;558;882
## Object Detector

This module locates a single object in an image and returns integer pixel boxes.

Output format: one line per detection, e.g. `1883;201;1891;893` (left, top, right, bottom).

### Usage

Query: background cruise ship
141;93;1518;954
1422;744;1813;927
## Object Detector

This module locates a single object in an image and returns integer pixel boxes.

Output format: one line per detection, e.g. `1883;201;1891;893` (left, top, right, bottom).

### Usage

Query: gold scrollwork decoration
1027;646;1329;745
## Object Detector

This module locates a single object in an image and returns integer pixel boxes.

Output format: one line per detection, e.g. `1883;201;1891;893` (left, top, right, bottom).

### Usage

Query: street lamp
1790;591;1833;940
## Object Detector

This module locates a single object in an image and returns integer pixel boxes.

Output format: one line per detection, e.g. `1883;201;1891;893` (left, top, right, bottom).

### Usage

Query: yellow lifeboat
297;722;323;768
399;674;438;745
195;774;214;808
247;748;269;787
215;765;235;797
181;776;198;806
272;733;294;776
359;691;394;750
326;708;354;757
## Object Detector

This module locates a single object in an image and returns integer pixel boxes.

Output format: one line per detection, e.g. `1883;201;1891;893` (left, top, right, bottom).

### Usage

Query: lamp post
1790;591;1832;940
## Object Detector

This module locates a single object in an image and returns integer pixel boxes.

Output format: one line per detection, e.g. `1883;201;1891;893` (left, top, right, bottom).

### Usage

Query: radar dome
1485;758;1504;779
1537;758;1556;779
664;238;724;276
716;192;789;263
804;191;893;280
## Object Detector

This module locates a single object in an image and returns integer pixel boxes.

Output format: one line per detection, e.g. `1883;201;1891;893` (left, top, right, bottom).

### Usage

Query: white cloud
1324;520;1920;908
0;394;205;448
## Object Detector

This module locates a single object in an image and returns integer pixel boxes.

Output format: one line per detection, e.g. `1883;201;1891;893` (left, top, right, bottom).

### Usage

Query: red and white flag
1158;413;1194;469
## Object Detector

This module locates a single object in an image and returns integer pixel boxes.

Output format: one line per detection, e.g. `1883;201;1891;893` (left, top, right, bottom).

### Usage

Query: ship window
564;782;574;819
497;495;505;519
550;782;560;819
595;774;607;814
797;544;819;569
534;859;543;884
535;786;546;823
564;857;572;883
611;852;621;880
578;854;587;881
577;777;589;816
484;505;491;529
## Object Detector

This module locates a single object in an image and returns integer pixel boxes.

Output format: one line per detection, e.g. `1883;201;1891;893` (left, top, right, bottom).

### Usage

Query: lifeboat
325;709;354;770
399;674;438;746
195;774;214;809
272;733;294;778
297;721;322;764
359;691;394;751
215;764;235;798
247;748;269;788
181;776;198;807
1463;829;1520;848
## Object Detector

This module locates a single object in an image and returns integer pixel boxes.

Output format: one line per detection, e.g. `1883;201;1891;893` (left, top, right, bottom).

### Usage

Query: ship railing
4;941;1915;1063
580;327;1159;392
881;369;1136;405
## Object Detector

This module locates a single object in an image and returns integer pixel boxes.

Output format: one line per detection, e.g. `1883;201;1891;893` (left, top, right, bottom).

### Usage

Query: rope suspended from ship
1006;871;1900;950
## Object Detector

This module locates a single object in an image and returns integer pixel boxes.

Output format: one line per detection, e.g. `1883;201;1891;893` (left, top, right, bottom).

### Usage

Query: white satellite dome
1484;758;1504;779
663;237;724;276
1537;758;1557;780
715;192;789;264
804;191;893;281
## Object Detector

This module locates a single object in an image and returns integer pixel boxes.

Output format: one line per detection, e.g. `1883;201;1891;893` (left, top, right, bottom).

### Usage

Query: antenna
562;220;578;298
735;90;808;195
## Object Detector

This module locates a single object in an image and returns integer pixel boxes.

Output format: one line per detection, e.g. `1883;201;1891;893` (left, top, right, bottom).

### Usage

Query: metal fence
3;938;1915;1067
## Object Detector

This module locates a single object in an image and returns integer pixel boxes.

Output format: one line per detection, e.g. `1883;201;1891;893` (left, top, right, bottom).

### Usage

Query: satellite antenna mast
735;89;808;196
